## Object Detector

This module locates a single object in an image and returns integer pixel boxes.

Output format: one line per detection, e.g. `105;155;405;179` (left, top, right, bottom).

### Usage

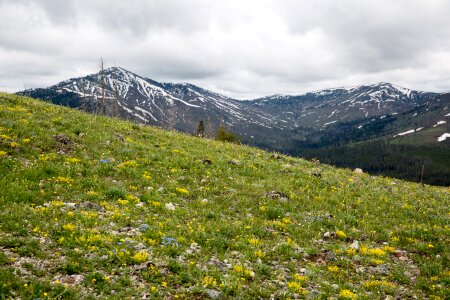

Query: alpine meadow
0;93;448;299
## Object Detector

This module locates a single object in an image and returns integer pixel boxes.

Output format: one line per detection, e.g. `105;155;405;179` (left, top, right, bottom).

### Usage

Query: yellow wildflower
117;199;129;206
117;160;138;168
63;223;76;232
371;258;384;265
132;250;149;263
293;274;308;282
142;171;152;180
287;281;308;294
363;280;396;289
346;248;356;256
390;236;399;242
54;176;73;184
339;289;357;299
65;157;80;163
233;265;244;273
382;245;395;253
336;230;347;239
248;238;259;245
202;276;217;288
328;265;340;272
176;187;189;195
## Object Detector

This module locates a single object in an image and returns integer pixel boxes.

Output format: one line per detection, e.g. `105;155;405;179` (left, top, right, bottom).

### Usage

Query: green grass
0;93;449;299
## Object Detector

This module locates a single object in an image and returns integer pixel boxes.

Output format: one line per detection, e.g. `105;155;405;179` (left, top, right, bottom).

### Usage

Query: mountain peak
373;81;394;86
103;66;133;75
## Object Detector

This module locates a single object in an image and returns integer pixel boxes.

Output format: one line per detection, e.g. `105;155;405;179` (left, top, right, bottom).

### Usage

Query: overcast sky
1;0;450;99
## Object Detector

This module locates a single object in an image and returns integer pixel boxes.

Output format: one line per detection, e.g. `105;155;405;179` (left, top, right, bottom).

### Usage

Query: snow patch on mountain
394;127;423;137
437;133;450;142
433;120;446;127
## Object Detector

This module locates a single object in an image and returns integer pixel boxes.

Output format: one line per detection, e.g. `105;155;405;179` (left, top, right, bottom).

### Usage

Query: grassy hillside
0;93;448;299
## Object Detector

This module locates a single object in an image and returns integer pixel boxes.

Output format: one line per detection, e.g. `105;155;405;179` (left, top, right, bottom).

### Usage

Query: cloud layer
1;0;450;98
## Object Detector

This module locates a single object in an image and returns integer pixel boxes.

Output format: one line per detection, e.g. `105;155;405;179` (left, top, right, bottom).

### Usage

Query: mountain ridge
19;66;439;132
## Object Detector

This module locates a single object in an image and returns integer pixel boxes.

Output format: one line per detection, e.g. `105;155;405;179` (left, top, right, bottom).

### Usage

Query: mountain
18;67;289;144
1;92;448;299
287;92;450;185
249;82;437;130
19;68;439;139
18;67;449;185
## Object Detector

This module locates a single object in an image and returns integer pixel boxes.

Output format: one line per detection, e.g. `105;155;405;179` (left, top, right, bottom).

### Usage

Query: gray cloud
0;0;449;98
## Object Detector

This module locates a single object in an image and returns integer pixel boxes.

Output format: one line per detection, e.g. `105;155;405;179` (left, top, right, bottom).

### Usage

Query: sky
1;0;450;99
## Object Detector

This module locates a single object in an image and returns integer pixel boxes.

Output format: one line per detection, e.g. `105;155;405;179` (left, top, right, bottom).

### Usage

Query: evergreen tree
215;123;239;143
197;120;205;137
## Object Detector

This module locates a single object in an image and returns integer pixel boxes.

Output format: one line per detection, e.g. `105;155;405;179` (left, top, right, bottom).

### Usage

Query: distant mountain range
18;67;450;185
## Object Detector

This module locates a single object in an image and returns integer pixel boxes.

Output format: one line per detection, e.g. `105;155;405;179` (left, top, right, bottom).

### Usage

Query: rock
270;154;282;160
353;255;362;262
356;266;365;273
119;226;134;232
323;232;331;239
207;258;228;270
52;274;84;285
228;159;241;165
115;133;125;142
370;264;390;275
350;240;360;250
202;159;212;165
134;243;146;250
165;202;176;211
64;202;77;208
331;284;340;290
80;201;105;212
264;191;289;201
230;251;240;257
354;168;364;174
326;251;336;261
53;134;72;145
404;271;414;278
206;289;221;299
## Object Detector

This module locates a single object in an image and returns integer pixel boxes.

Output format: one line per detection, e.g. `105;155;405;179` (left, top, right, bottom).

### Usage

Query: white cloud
0;0;449;97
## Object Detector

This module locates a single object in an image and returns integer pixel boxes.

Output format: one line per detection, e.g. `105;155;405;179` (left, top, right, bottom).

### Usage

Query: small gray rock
206;289;221;299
